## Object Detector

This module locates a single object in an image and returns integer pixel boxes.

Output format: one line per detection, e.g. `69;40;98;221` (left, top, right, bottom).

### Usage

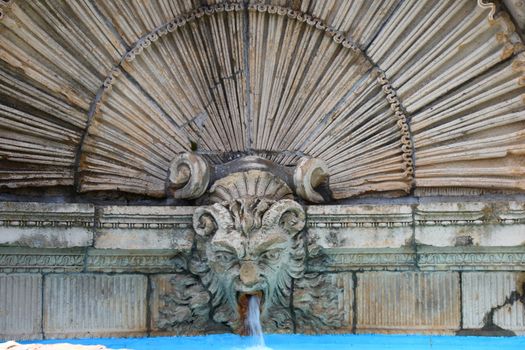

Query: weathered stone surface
149;274;212;335
307;247;416;272
0;274;42;340
294;273;353;333
43;274;147;338
415;202;525;247
95;206;193;250
356;272;460;334
191;170;305;333
1;1;520;198
0;248;85;273
307;205;413;249
504;0;525;31
462;272;525;335
417;246;525;271
293;157;330;203
0;202;94;248
167;153;210;199
86;249;187;273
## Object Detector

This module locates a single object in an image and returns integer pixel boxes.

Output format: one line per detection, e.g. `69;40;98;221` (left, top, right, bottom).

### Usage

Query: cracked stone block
415;202;525;247
43;274;147;338
356;272;460;334
462;272;525;335
0;274;42;340
149;274;211;335
293;272;353;333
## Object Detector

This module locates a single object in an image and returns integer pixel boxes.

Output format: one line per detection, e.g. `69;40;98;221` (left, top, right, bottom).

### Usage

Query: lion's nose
239;261;258;286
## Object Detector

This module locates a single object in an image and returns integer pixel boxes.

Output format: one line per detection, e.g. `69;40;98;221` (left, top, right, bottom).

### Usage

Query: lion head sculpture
189;171;306;331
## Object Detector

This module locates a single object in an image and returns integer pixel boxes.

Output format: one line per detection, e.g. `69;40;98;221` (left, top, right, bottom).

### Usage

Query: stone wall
0;200;524;339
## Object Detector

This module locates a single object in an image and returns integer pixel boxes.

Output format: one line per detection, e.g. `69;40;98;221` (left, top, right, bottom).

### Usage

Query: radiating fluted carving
0;0;522;198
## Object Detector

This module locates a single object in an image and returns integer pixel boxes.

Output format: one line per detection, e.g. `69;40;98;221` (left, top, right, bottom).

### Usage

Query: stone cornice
0;200;524;272
0;202;94;228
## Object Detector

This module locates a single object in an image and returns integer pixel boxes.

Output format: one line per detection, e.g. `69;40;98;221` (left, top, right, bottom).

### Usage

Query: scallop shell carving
0;0;523;199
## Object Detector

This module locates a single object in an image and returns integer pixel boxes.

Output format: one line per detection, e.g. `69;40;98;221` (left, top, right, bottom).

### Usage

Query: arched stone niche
0;0;525;341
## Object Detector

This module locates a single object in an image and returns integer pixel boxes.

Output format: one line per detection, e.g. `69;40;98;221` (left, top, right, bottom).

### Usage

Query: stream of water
245;295;270;350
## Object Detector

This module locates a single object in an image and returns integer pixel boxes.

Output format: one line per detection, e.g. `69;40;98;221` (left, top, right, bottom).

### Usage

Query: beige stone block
415;202;525;247
149;274;211;335
95;206;193;250
0;202;94;248
356;271;460;334
43;274;147;338
307;205;413;249
0;274;42;340
462;272;525;334
294;272;354;333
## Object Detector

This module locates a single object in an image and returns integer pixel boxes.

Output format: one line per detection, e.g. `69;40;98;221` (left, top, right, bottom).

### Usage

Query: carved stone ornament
189;169;306;332
166;152;331;203
167;153;210;199
294;157;330;203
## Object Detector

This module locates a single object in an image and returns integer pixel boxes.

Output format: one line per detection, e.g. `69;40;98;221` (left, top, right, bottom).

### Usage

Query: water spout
245;295;266;349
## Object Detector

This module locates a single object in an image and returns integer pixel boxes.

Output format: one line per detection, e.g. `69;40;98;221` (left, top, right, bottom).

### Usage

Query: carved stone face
192;198;306;327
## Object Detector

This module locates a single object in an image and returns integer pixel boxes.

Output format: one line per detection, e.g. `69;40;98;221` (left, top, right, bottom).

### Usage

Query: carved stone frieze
418;246;525;271
308;248;417;272
0;248;84;273
86;249;188;273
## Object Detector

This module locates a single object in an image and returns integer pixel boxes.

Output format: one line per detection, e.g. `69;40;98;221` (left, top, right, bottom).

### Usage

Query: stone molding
0;202;94;227
0;201;524;272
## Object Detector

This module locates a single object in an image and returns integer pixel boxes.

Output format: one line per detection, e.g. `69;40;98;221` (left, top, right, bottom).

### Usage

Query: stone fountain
168;153;328;333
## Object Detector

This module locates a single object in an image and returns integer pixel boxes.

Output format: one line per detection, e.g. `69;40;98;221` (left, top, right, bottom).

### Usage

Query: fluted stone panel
43;274;147;338
0;274;42;340
462;272;525;334
356;272;460;334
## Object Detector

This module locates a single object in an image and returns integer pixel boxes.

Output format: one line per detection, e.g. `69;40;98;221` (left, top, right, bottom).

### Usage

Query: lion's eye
260;249;282;262
214;251;236;264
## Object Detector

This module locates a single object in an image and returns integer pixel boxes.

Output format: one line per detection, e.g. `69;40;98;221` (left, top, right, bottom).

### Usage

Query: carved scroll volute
167;153;210;199
193;204;234;237
294;157;330;203
262;199;306;235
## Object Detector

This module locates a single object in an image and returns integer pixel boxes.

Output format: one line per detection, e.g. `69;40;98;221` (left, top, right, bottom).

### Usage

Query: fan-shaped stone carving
0;0;523;199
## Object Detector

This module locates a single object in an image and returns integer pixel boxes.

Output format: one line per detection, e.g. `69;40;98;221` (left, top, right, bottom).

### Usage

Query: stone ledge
0;202;94;248
95;206;194;251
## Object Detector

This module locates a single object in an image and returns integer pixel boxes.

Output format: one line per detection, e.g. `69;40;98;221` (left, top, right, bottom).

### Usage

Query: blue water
20;334;525;350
